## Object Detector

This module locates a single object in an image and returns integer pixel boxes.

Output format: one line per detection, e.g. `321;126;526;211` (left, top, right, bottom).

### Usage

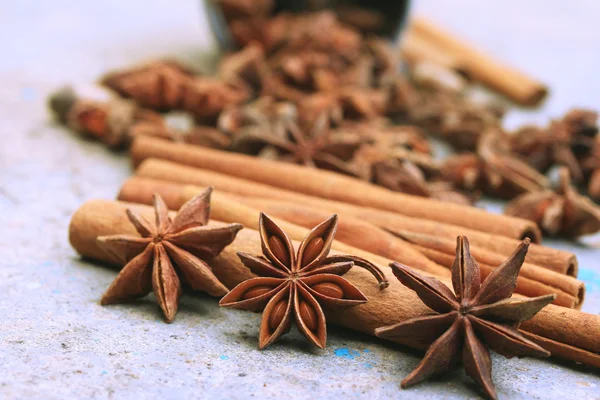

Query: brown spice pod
68;200;600;367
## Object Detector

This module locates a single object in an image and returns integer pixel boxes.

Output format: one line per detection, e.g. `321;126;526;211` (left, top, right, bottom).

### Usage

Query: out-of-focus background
1;1;599;399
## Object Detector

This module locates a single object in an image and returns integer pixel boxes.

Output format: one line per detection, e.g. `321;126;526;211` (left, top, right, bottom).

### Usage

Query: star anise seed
220;213;388;349
97;189;243;322
505;168;600;237
375;236;554;400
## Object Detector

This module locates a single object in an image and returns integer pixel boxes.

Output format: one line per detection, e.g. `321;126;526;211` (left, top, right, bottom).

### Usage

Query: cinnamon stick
68;200;600;367
133;159;577;276
394;231;585;308
409;244;577;309
408;17;548;106
130;137;543;242
119;176;581;308
400;30;461;70
118;177;450;278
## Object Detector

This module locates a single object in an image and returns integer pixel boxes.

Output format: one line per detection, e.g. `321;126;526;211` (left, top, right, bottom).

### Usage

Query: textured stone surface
0;1;599;399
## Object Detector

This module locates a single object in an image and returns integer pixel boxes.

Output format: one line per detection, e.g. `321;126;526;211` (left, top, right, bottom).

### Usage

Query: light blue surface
0;1;598;399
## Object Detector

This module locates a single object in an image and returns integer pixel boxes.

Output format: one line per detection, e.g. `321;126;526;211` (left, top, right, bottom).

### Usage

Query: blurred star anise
97;189;243;322
232;115;365;177
505;168;600;237
220;213;388;349
376;236;554;400
443;131;549;199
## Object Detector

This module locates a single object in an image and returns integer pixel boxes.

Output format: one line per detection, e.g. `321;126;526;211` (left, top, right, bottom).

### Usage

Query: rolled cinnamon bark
68;200;600;367
409;244;577;309
119;176;581;307
129;137;542;242
394;231;584;308
118;177;450;277
133;160;577;276
400;30;461;70
408;18;548;106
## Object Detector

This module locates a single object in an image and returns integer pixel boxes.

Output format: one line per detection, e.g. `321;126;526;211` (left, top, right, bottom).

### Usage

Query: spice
407;17;548;106
48;85;162;148
101;60;249;122
130;136;543;242
101;60;196;111
97;189;242;322
219;213;388;349
510;109;598;183
505;168;600;238
69;200;600;368
232;115;365;177
443;131;549;199
376;236;555;400
391;230;584;308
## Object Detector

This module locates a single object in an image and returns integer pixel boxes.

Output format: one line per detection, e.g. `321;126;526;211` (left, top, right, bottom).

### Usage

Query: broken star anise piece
376;236;554;400
505;168;600;238
97;189;243;322
220;213;388;349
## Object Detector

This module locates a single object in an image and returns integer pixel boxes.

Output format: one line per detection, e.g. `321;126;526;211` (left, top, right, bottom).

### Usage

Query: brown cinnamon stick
68;200;600;367
409;244;577;309
393;231;585;308
408;17;548;106
400;30;461;70
118;177;450;278
130;136;543;242
121;176;581;308
133;159;577;276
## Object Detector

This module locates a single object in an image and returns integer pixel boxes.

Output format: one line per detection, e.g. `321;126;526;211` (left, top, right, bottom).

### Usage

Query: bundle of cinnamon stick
69;200;600;368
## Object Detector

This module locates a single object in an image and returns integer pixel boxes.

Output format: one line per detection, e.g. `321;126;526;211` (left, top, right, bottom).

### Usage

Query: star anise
101;61;249;122
443;131;549;199
232;114;365;177
510;109;598;183
218;42;269;94
505;168;600;237
219;214;388;349
218;96;296;138
375;236;554;400
101;60;196;111
97;189;243;322
48;85;162;148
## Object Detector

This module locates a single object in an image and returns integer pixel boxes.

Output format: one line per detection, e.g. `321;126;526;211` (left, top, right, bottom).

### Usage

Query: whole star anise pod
443;131;549;199
510;109;598;183
219;213;388;349
101;60;195;111
505;168;600;237
48;85;163;148
97;189;243;322
232;115;365;177
376;236;555;400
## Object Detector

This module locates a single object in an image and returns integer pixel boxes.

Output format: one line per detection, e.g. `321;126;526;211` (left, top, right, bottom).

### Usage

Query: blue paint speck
363;363;373;369
101;370;108;375
579;269;600;292
52;289;61;294
334;348;361;360
219;355;229;360
363;349;371;353
21;87;37;101
43;261;53;267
